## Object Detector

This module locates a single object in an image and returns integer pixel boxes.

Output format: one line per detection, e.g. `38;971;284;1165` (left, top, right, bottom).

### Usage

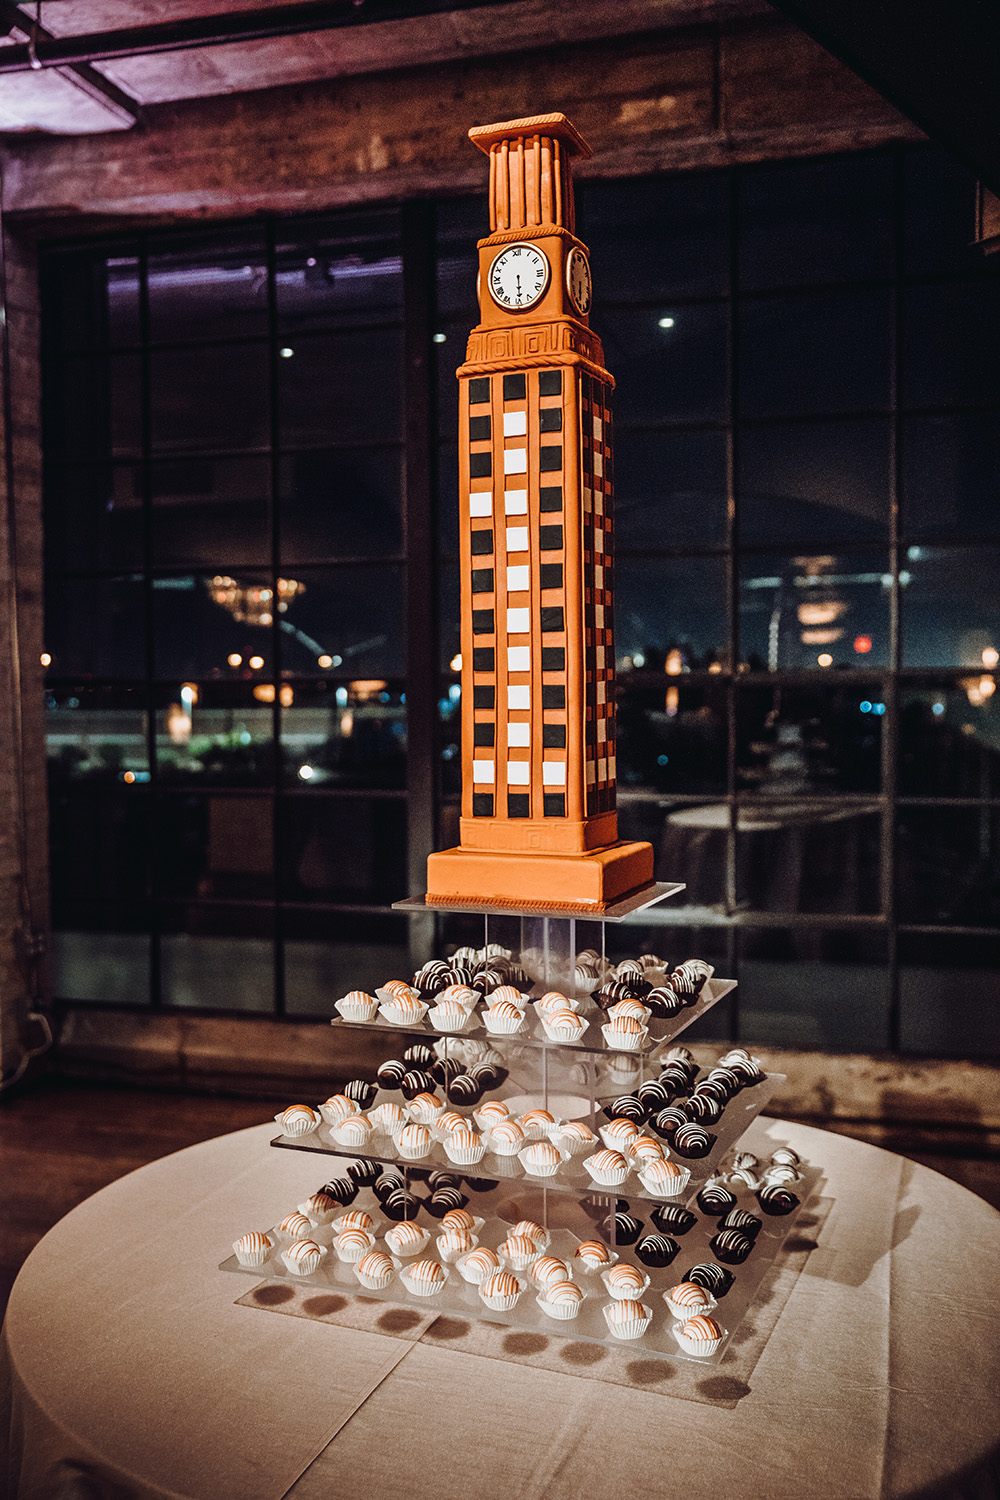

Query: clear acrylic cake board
221;1161;823;1366
270;1069;780;1198
393;882;684;923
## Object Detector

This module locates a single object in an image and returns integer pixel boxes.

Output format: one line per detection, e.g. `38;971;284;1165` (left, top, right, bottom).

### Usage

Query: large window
42;145;1000;1055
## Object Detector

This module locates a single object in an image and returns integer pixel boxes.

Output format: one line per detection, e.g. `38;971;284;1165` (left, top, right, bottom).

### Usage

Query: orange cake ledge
425;841;654;912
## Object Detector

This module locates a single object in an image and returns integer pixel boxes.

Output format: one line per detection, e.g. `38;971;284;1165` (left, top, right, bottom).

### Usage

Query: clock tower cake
425;113;654;912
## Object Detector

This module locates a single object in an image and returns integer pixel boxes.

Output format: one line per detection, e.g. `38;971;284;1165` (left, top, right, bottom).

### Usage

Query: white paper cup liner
488;1130;525;1157
601;1267;651;1300
599;1124;641;1153
478;1275;525;1311
280;1245;328;1277
335;997;378;1023
427;1008;475;1034
233;1238;272;1268
602;1300;653;1340
393;1132;432;1160
442;1137;487;1166
383;1225;430;1258
600;1023;649;1053
549;1125;597;1156
517;1116;561;1141
536;1292;582;1320
664;1289;717;1320
406;1099;444;1125
540;1019;588;1043
672;1323;724;1357
399;1263;450;1297
273;1111;320;1138
332;1121;376;1149
483;1012;526;1036
517;1146;565;1178
638;1165;691;1199
333;1230;375;1263
573;1247;619;1274
378;1002;429;1027
375;984;419;1005
436;1233;479;1264
353;1254;400;1290
298;1199;338;1226
454;1250;500;1285
582;1153;631;1187
498;1246;539;1273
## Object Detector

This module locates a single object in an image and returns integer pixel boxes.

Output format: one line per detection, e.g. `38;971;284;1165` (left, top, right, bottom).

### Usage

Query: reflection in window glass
736;807;881;915
739;551;890;670
151;344;270;454
579;172;729;300
147;230;268;344
616;555;728;669
152;572;271;680
901;679;1000;798
897;807;1000;928
278;564;405;678
278;447;402;564
739;288;891;417
645;802;727;908
154;682;275;787
46;466;142;574
616;681;727;796
46;574;147;679
149;456;271;570
277;329;402;446
592;304;728;425
616;429;727;548
276;210;402;333
283;910;410;1016
739;419;890;544
738;927;890;1050
902;279;1000;408
899;933;1000;1056
154;792;274;901
46;684;148;780
900;545;1000;668
52;920;150;1005
48;781;151;909
902;411;1000;542
278;797;407;904
736;682;883;796
739;152;893;289
281;680;406;790
159;904;275;1012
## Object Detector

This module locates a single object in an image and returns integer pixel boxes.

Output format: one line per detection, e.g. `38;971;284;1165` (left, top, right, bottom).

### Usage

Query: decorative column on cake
426;113;654;913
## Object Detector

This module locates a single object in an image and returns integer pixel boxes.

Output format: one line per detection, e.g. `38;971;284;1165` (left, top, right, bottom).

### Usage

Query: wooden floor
2;1077;999;1323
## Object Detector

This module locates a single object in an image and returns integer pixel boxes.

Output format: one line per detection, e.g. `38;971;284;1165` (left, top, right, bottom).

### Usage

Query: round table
3;1118;999;1500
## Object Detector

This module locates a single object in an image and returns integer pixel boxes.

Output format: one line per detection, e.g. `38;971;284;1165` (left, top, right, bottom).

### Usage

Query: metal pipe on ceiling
0;0;519;72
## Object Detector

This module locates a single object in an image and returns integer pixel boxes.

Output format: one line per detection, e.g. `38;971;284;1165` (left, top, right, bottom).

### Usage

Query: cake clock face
488;243;549;309
566;246;592;315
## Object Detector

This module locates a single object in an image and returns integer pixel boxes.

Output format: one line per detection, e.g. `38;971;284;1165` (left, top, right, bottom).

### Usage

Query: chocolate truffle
673;1122;715;1158
651;1105;690;1141
373;1169;406;1201
402;1044;435;1067
601;1212;643;1246
446;1074;482;1106
645;987;685;1019
382;1188;421;1222
720;1209;762;1239
636;1080;672;1113
400;1069;435;1101
656;1062;691;1095
413;960;451;996
320;1177;358;1206
463;1176;498;1193
696;1184;737;1217
650;1203;697;1236
635;1233;680;1269
757;1184;799;1216
376;1059;406;1091
685;1093;723;1125
430;1057;463;1088
711;1229;754;1264
608;1095;647;1124
426;1170;461;1192
771;1147;800;1167
346;1158;382;1186
343;1080;377;1109
426;1186;469;1218
686;1262;733;1298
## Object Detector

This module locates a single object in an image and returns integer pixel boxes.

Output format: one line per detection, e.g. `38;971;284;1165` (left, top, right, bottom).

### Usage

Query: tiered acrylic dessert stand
221;884;822;1365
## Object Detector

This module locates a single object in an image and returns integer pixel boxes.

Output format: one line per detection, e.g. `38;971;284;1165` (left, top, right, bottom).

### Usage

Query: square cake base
425;840;654;912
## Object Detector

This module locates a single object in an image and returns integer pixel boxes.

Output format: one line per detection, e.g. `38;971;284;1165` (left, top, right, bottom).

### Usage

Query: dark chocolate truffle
656;1061;691;1095
430;1057;463;1088
400;1069;435;1101
426;1170;461;1191
601;1212;643;1246
651;1105;690;1141
635;1233;680;1269
376;1059;406;1091
346;1157;382;1186
757;1184;799;1216
373;1170;406;1201
686;1262;733;1298
636;1080;672;1112
720;1209;762;1239
696;1184;737;1217
463;1176;498;1193
685;1092;723;1125
343;1079;377;1109
382;1188;421;1221
705;1066;742;1098
425;1186;469;1218
470;1061;506;1091
650;1203;697;1236
447;964;477;987
413;960;451;996
446;1073;482;1106
711;1229;754;1264
320;1177;358;1206
608;1095;647;1124
645;987;685;1019
770;1147;800;1167
402;1045;435;1067
673;1122;715;1158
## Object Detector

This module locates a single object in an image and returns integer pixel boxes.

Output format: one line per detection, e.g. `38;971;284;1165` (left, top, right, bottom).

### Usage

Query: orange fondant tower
425;113;654;911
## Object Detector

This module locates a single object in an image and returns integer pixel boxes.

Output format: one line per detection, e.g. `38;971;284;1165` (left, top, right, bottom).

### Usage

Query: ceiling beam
0;0;140;124
0;0;522;72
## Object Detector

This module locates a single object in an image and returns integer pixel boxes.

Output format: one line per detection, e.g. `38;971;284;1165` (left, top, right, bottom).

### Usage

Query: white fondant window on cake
504;488;528;514
503;411;527;436
506;565;530;591
472;759;495;783
469;492;493;517
506;722;530;747
503;448;527;474
506;761;530;785
506;607;530;633
507;685;530;710
542;762;567;785
507;646;531;672
506;526;529;552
